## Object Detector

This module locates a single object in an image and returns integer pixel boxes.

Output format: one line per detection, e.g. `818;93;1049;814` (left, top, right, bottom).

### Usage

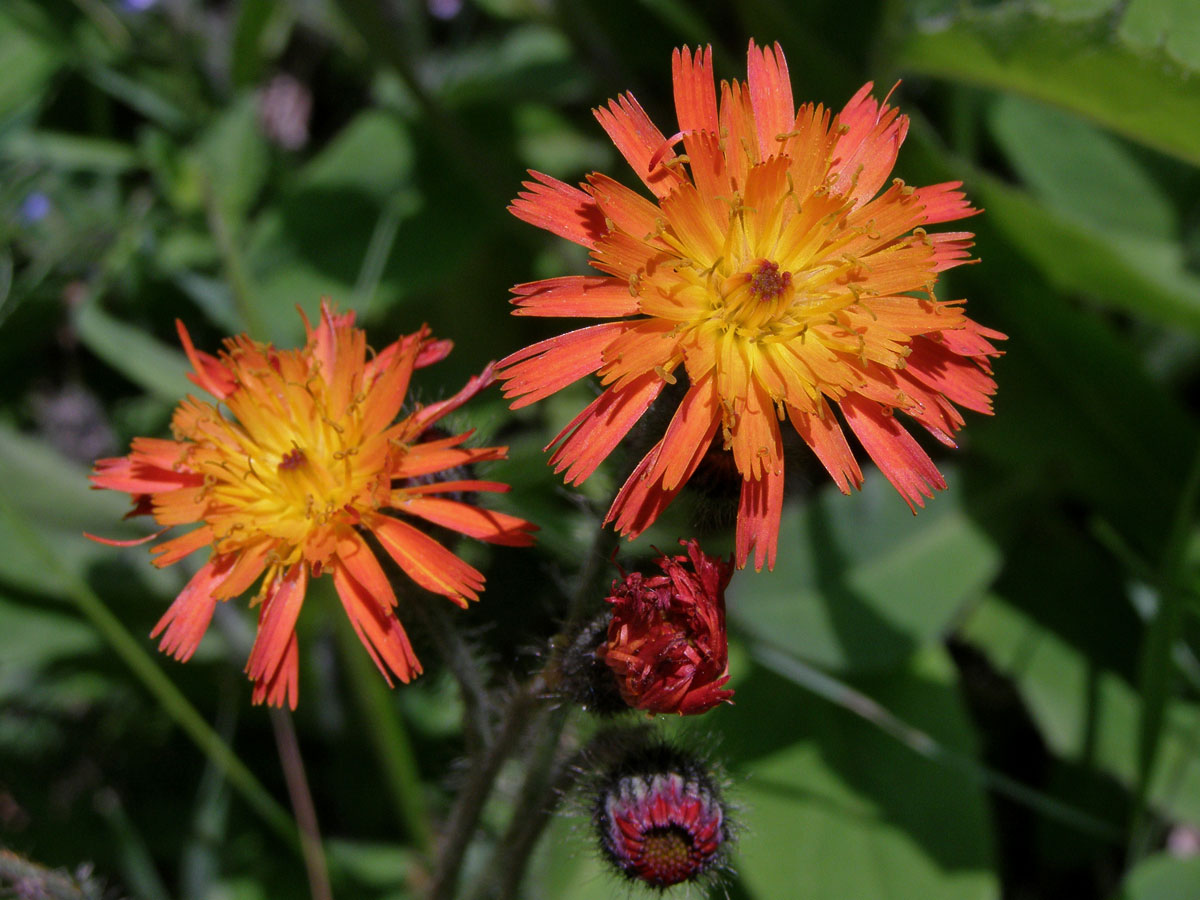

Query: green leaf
727;649;998;899
961;594;1200;824
727;468;1002;672
231;0;276;88
0;131;139;173
1116;853;1200;900
987;95;1175;242
0;5;61;122
194;93;270;220
73;300;194;403
890;0;1200;165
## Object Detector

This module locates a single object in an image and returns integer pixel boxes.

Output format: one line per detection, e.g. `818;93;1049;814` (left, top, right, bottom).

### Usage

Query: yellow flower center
174;345;393;565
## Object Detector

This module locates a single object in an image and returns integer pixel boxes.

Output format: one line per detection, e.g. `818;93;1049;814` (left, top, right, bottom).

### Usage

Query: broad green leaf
988;95;1175;242
727;468;1002;672
961;594;1200;824
728;649;997;900
972;172;1200;336
1116;853;1200;900
891;0;1200;165
73;300;194;403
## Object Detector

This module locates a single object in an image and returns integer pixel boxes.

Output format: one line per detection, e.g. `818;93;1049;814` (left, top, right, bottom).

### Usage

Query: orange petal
839;393;945;511
736;463;784;571
673;45;720;138
498;322;630;409
250;632;298;709
150;554;234;662
399;496;538;546
510;276;638;318
646;369;721;491
594;93;688;199
245;564;308;684
904;334;998;415
176;319;236;399
605;441;688;539
509;170;607;248
336;529;397;607
547;371;665;485
332;555;420;687
85;525;171;548
788;403;863;495
916;181;981;225
410;362;496;432
149;525;214;567
586;172;664;239
397;436;507;480
746;40;794;162
832;84;908;207
399;479;512;495
358;336;419;437
211;538;274;599
369;514;484;605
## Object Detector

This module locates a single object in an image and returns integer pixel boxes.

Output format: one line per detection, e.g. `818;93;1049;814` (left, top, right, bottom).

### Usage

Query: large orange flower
90;301;536;708
498;41;1002;571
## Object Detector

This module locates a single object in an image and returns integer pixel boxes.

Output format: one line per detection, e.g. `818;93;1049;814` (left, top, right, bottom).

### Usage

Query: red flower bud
598;540;734;715
593;739;731;888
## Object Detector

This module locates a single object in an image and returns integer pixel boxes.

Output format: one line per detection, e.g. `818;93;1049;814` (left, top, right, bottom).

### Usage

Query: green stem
335;612;433;854
0;486;299;850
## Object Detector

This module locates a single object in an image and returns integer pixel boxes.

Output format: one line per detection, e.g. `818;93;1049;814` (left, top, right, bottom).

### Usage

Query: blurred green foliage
2;0;1200;898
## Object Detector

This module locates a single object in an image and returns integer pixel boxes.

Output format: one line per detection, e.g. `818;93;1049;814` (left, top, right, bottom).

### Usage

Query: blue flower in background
121;0;159;11
20;192;51;224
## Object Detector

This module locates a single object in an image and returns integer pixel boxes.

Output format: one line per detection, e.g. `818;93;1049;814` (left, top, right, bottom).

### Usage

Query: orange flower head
499;40;1003;570
90;301;537;708
598;539;734;716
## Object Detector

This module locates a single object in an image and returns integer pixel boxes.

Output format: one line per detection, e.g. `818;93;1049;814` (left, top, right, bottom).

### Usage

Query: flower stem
425;679;543;900
270;708;333;900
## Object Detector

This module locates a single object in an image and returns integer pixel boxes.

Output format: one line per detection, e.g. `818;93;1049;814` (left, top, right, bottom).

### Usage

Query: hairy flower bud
593;739;731;888
598;539;734;715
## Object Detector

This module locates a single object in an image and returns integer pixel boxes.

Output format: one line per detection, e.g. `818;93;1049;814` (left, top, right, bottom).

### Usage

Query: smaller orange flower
89;301;536;708
598;539;734;715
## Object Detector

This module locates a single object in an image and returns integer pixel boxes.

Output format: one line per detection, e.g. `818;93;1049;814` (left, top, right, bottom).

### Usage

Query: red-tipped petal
150;555;234;662
250;632;299;709
594;93;688;199
510;277;638;318
548;372;665;485
369;514;485;605
509;170;607;248
398;496;538;546
332;555;421;687
788;403;864;495
245;564;308;684
840;393;945;511
735;464;784;572
746;39;794;161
